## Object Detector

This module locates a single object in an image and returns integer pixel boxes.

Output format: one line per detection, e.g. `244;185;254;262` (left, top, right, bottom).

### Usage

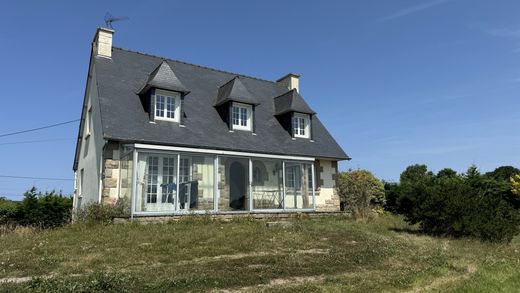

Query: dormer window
154;90;180;122
273;89;315;140
137;60;190;124
215;76;259;132
231;102;252;131
293;113;310;138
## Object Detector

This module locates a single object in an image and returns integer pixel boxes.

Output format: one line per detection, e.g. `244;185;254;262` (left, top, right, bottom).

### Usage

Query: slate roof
215;76;259;106
274;89;316;115
137;60;189;95
91;47;349;160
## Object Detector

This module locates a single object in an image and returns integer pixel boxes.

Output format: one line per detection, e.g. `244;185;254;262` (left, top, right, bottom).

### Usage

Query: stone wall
315;160;340;212
101;141;121;205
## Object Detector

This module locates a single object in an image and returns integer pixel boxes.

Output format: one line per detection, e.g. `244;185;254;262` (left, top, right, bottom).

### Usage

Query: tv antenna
104;12;129;29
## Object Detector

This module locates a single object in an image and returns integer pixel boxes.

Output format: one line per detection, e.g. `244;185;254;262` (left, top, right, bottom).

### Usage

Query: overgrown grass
1;214;519;292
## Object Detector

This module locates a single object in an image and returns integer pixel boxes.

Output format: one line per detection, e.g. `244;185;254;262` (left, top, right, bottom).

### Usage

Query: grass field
1;214;519;292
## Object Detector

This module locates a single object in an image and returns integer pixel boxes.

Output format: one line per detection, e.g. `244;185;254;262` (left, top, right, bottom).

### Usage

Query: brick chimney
92;27;114;58
276;73;300;92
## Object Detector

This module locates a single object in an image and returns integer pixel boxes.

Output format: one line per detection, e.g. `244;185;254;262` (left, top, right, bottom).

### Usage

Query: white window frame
79;168;84;197
179;156;192;183
144;154;178;211
293;113;310;138
231;102;252;131
154;90;181;122
85;105;93;138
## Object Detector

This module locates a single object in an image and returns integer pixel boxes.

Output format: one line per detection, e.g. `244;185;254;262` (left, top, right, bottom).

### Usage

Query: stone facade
315;160;341;212
101;141;121;205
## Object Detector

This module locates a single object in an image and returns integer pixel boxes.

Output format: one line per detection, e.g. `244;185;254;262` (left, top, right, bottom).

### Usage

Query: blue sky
0;0;519;199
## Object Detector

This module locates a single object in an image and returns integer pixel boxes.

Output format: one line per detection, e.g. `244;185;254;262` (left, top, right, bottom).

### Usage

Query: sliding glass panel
284;162;313;209
135;152;177;212
252;159;283;210
218;156;250;211
178;154;215;211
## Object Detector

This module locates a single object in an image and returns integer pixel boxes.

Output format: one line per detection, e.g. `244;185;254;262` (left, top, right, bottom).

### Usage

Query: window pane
179;154;215;211
240;108;247;126
155;95;165;117
166;96;175;119
218;157;249;211
299;118;303;135
232;107;240;125
136;153;177;212
252;159;283;210
284;162;312;209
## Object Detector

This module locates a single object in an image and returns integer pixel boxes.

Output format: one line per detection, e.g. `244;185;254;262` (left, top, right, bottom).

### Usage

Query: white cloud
377;0;452;22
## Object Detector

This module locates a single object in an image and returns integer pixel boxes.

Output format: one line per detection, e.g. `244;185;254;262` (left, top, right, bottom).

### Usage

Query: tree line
338;165;520;243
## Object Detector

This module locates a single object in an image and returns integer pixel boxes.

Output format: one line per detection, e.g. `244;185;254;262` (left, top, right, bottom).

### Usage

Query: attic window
293;113;310;138
154;90;181;122
231;102;252;131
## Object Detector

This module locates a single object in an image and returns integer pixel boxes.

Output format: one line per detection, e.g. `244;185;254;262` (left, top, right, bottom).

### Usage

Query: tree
486;166;520;181
437;168;457;178
337;170;385;221
391;164;520;243
512;174;520;196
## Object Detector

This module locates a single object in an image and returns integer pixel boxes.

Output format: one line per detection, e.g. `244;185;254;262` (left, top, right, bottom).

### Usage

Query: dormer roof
273;89;315;116
138;60;189;95
215;76;259;106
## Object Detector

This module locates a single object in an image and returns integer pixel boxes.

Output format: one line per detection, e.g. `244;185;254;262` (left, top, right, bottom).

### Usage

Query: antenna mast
104;12;129;29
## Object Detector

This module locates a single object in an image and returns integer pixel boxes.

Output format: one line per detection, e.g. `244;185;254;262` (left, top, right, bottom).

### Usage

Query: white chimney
276;73;300;92
92;27;114;58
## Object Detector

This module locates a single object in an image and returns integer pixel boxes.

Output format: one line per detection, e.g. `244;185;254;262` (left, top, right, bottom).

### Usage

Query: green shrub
389;165;520;243
1;188;72;229
0;196;18;225
75;198;130;225
383;182;400;213
338;170;385;221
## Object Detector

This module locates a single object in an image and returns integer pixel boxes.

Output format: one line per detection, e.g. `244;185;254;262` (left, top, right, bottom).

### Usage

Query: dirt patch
296;248;330;254
178;251;277;265
405;263;477;293
0;276;34;284
247;264;268;269
0;273;83;284
222;275;325;292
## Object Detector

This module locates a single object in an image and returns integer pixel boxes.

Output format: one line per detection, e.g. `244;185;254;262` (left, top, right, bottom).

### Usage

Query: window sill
155;117;180;123
232;126;252;132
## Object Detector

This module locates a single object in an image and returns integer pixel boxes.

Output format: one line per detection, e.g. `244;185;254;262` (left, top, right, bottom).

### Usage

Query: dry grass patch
0;214;519;292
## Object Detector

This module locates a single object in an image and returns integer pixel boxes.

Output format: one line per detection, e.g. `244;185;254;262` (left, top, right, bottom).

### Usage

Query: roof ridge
113;47;277;84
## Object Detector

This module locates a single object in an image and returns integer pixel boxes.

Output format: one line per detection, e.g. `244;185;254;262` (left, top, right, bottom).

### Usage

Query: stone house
73;28;350;218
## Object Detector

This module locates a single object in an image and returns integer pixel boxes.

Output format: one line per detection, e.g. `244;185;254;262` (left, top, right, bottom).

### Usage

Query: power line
0;138;75;146
0;119;79;138
0;175;73;181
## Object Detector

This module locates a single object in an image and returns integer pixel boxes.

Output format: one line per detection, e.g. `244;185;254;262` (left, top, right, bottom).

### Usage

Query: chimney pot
92;27;114;58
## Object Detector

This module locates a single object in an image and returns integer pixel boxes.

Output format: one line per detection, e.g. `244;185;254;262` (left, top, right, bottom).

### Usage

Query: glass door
136;153;178;212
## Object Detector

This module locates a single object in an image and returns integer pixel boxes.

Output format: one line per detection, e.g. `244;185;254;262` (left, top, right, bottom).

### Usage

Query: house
73;28;350;218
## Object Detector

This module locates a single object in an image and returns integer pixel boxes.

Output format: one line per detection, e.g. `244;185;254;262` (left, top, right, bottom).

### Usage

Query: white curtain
135;153;148;212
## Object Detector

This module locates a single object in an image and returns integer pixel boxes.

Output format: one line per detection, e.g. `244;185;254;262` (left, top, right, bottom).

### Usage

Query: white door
144;155;177;212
